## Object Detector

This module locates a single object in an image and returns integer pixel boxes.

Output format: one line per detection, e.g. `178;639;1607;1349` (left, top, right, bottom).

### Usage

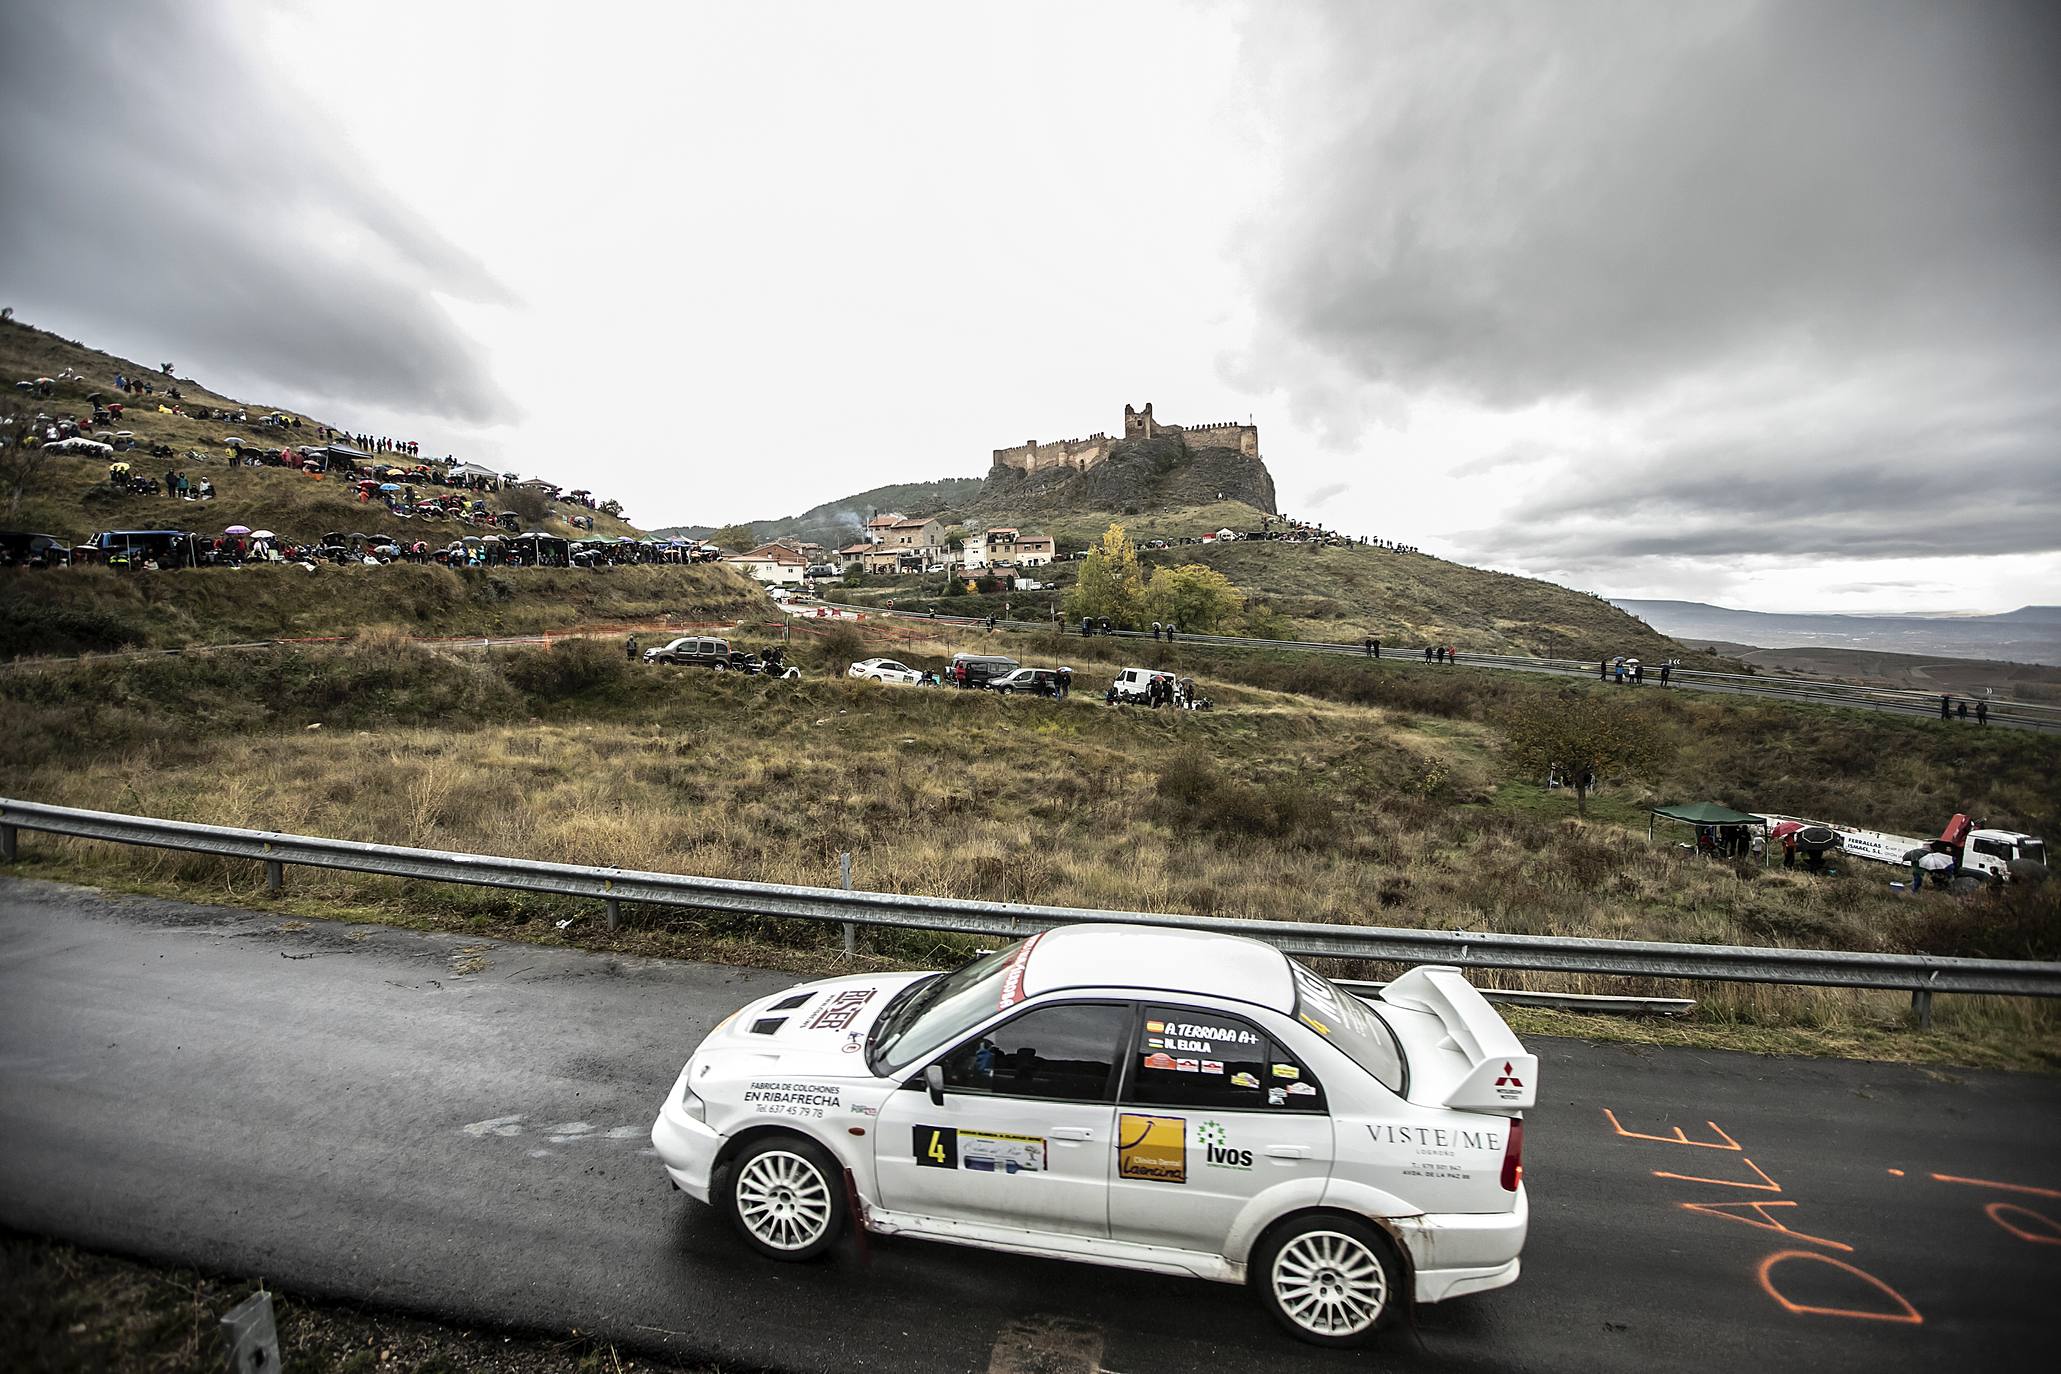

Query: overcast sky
4;0;2056;613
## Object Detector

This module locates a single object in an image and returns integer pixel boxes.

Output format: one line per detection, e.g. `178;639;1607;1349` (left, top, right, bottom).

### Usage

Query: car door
1107;1003;1333;1255
874;1001;1128;1238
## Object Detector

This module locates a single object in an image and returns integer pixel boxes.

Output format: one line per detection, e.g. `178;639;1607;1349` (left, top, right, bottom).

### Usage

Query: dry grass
3;631;2055;1068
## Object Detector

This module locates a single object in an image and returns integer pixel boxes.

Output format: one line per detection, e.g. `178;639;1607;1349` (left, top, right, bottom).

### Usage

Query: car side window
1125;1005;1326;1113
940;1002;1129;1103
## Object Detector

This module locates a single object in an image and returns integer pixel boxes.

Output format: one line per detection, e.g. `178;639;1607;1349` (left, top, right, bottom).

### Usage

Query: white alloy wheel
724;1138;843;1260
1256;1217;1398;1347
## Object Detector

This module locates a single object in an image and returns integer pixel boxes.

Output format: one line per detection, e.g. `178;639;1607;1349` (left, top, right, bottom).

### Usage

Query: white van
1111;667;1167;703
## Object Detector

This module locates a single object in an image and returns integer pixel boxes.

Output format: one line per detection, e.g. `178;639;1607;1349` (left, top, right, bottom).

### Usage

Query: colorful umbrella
224;524;252;535
379;482;401;492
250;530;276;540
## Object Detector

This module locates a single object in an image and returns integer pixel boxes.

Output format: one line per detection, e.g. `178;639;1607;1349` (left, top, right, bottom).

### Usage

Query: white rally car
846;657;925;685
650;924;1533;1347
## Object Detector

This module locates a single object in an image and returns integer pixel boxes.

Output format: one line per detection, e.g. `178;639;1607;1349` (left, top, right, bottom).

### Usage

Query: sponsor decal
1175;1058;1200;1074
1268;1087;1288;1106
995;931;1046;1009
958;1130;1047;1174
802;988;877;1033
1299;1013;1331;1036
1367;1123;1504;1151
1145;1037;1165;1049
1230;1072;1260;1089
1117;1113;1187;1184
1145;1021;1165;1033
1142;1052;1177;1071
1196;1120;1254;1171
742;1080;842;1120
1272;1064;1301;1080
1287;1082;1317;1097
848;1102;879;1116
1201;1060;1224;1075
841;1032;863;1053
916;1124;958;1168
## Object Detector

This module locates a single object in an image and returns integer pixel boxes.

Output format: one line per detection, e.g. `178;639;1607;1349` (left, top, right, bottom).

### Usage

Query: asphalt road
1;878;2053;1373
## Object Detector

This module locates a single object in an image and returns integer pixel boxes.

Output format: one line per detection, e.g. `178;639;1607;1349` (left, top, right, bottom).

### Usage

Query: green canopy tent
1649;801;1769;864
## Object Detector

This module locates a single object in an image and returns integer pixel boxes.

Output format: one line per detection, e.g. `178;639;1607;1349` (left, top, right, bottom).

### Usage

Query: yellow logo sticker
1117;1113;1187;1184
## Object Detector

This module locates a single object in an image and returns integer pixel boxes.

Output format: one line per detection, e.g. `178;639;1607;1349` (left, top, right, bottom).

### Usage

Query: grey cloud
1303;480;1350;507
0;2;511;423
1240;0;2061;568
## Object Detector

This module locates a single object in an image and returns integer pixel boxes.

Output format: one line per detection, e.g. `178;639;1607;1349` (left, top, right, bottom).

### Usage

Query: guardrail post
605;898;621;932
264;859;284;894
840;851;855;956
1911;987;1934;1030
1;823;15;863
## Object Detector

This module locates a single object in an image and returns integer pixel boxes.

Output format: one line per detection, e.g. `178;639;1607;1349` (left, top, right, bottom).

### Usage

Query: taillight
1500;1118;1524;1191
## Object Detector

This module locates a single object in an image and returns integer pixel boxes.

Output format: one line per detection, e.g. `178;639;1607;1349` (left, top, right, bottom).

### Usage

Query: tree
708;523;757;551
0;396;52;521
1063;523;1145;627
1501;691;1673;817
1144;563;1246;634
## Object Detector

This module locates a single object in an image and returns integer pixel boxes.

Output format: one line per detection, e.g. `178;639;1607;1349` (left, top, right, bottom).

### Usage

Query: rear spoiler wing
1379;965;1537;1112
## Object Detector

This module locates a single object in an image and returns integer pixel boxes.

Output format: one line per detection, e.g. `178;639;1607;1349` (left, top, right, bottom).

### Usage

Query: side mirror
924;1063;947;1107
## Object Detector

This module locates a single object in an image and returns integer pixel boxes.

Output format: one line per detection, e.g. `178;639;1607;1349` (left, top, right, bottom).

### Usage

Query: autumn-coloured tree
1063;523;1146;628
1144;563;1247;634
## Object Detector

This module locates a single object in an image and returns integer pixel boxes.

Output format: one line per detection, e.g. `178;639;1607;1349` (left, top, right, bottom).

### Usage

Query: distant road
813;600;2061;733
2;879;2052;1373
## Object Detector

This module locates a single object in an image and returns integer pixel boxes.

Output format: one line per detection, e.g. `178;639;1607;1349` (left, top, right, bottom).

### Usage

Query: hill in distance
1;316;644;547
1614;598;2061;667
706;429;1682;660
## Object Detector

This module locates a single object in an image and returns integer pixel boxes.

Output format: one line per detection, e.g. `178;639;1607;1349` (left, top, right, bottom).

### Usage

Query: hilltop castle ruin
991;403;1259;478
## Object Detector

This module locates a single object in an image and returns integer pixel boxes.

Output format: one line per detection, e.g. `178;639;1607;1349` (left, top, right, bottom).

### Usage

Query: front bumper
651;1088;725;1203
1393;1184;1529;1304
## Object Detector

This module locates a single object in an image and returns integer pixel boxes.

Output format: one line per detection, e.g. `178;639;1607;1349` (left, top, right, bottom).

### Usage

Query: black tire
996;686;1013;695
1251;1213;1403;1348
720;1134;846;1262
712;661;728;672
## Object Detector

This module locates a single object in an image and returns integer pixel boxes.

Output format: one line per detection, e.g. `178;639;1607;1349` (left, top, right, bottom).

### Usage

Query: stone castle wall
992;404;1258;476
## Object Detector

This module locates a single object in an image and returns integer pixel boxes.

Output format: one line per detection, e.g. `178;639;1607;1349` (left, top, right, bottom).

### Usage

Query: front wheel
712;661;728;672
721;1135;846;1261
1252;1214;1402;1347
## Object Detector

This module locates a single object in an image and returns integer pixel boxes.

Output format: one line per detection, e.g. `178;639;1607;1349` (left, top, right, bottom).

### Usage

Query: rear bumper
1393;1185;1528;1304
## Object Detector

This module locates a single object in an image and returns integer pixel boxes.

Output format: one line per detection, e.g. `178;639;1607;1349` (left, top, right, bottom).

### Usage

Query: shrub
0;599;147;658
1903;878;2061;961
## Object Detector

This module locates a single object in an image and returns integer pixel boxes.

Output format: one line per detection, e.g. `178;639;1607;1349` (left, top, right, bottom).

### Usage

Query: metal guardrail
4;799;2055;1023
817;600;2061;732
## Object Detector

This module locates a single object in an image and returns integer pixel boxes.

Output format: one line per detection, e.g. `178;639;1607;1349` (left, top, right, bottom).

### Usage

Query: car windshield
870;941;1024;1075
1288;959;1406;1094
882;662;908;672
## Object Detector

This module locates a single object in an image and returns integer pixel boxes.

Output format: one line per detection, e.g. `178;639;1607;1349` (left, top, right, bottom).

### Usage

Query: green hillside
1;317;642;545
1141;540;1686;659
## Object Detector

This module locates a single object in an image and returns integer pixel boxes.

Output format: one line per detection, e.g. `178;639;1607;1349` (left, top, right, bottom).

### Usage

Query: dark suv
644;636;733;669
949;653;1019;689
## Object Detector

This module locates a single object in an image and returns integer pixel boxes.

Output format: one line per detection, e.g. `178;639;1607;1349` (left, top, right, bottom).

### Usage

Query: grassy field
0;562;770;657
0;1232;711;1373
2;317;642;545
3;619;2054;1069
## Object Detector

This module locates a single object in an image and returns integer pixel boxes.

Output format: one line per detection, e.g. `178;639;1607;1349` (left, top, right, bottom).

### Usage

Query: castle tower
1123;402;1158;440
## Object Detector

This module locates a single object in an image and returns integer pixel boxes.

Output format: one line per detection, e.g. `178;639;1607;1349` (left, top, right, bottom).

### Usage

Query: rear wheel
1252;1214;1401;1347
721;1135;845;1261
712;661;728;672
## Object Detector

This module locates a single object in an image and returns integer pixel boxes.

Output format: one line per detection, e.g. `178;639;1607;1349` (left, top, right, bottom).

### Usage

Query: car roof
1022;923;1296;1014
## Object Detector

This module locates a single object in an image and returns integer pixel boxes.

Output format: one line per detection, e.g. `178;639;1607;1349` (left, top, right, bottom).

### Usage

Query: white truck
1755;810;2047;882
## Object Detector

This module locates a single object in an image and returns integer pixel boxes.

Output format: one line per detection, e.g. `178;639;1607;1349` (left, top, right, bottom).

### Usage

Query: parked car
0;532;68;568
645;636;733;669
988;667;1062;696
948;653;1018;689
650;923;1534;1349
848;658;925;685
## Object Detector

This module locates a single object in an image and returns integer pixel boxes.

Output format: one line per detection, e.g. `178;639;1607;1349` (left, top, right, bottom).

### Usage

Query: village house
961;526;1056;569
884;516;946;554
722;541;808;585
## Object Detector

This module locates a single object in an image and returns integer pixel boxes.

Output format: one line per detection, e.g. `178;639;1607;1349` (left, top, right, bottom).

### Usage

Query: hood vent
769;992;813;1011
749;1017;788;1035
